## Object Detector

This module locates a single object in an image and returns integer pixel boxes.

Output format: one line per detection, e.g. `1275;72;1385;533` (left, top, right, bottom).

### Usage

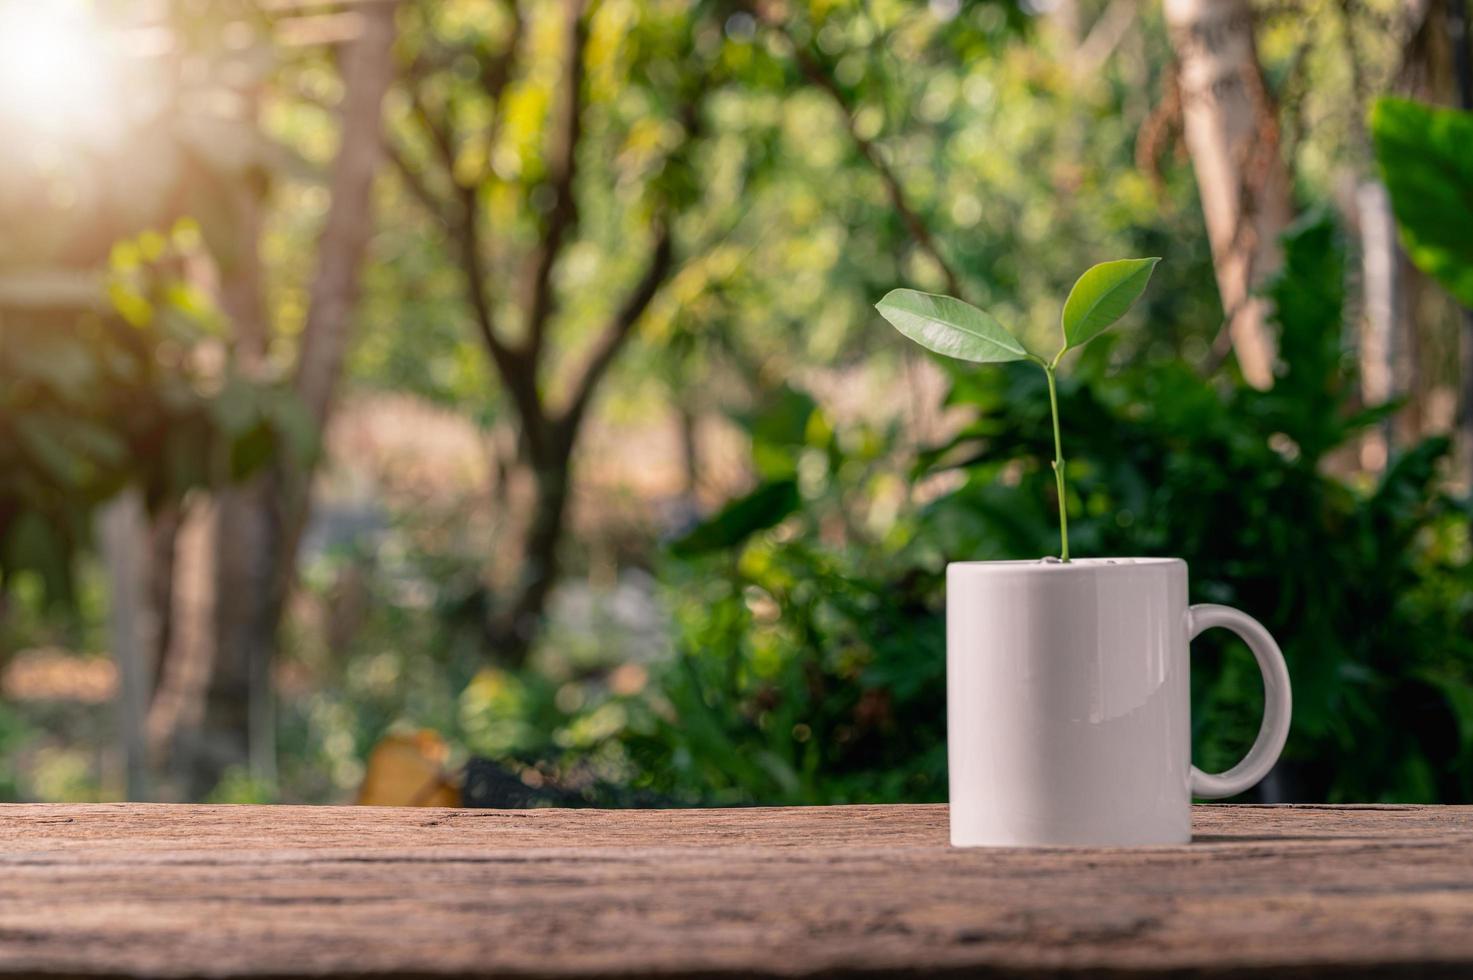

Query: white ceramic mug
947;558;1291;846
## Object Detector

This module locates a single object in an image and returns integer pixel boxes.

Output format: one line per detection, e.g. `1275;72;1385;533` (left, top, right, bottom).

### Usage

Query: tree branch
519;0;588;361
453;181;548;451
1073;0;1138;79
480;0;523;109
407;65;462;184
776;28;966;301
557;220;675;441
384;138;450;224
294;2;399;429
554;74;709;442
398;35;544;437
463;0;523;185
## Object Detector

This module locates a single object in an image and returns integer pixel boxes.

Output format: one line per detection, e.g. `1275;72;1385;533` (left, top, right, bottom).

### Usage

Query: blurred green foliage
314;81;1472;808
932;217;1473;802
1371;98;1473;308
464;216;1471;806
0;225;309;605
3;2;1470;810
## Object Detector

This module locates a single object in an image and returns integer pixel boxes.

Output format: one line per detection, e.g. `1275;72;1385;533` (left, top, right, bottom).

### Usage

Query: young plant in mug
876;258;1160;562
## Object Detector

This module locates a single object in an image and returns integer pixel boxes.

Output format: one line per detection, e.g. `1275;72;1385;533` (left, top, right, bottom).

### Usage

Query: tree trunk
1356;179;1399;473
182;2;399;799
178;114;275;796
197;478;280;797
293;0;400;435
1452;0;1473;488
97;489;159;801
147;495;218;792
280;0;401;607
677;403;700;500
1164;0;1294;389
488;453;573;668
390;1;699;668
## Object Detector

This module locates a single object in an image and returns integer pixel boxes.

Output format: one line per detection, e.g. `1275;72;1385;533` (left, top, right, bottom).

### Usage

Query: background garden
1;0;1471;807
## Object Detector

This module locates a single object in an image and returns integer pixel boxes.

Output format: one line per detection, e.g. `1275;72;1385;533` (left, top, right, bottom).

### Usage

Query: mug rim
948;557;1184;573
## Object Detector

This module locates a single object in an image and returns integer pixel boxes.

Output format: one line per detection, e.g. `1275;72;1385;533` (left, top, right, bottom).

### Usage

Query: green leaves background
1371;98;1473;309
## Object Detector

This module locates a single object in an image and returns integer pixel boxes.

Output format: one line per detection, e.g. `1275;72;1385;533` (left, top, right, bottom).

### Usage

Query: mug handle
1187;603;1293;799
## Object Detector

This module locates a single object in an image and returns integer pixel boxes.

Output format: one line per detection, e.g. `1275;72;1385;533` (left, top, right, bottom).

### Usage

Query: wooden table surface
1;803;1471;978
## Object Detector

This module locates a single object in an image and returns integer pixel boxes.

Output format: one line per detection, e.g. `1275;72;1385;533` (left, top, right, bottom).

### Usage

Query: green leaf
1;511;74;603
266;390;320;466
1371;97;1473;308
669;480;801;558
739;385;820;480
874;289;1028;364
15;417;90;487
228;422;277;481
1060;257;1160;350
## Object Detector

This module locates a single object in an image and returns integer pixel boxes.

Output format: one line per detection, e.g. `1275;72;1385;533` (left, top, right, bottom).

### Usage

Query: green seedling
876;258;1160;561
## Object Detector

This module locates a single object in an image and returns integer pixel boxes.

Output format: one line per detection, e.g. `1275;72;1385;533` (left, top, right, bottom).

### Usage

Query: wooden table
1;803;1470;977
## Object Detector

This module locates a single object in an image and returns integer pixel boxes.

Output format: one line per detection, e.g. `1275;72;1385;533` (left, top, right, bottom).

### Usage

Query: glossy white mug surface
947;558;1291;846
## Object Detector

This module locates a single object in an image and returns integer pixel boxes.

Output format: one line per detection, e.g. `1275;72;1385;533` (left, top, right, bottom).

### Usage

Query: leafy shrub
933;216;1473;802
608;215;1472;805
0;226;309;605
1371;97;1473;308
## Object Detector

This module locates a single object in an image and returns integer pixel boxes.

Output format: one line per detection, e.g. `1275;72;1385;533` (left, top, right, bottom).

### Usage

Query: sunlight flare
0;0;119;139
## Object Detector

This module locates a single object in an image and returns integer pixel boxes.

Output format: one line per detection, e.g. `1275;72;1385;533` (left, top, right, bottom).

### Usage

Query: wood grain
1;803;1471;977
